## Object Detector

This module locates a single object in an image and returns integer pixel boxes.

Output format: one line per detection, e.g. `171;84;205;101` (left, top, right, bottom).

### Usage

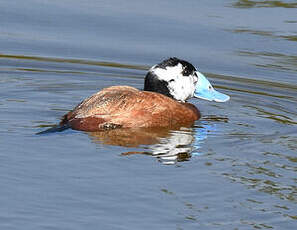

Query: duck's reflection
88;122;216;165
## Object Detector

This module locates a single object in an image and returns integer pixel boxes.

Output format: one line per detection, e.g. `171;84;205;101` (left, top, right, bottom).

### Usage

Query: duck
47;57;230;132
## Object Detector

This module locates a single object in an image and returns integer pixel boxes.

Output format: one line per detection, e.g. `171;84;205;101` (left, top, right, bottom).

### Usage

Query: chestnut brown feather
60;86;200;131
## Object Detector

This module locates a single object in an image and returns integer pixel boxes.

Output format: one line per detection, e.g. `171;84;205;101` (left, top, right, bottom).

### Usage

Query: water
0;0;296;229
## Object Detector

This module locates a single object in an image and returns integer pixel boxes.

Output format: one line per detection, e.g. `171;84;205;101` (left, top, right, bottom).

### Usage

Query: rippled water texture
0;1;296;229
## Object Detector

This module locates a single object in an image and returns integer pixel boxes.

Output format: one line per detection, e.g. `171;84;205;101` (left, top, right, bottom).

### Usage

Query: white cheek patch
152;64;196;102
151;63;184;81
167;76;196;102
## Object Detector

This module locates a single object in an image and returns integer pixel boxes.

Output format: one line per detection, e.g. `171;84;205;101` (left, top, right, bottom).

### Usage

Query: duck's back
61;86;200;131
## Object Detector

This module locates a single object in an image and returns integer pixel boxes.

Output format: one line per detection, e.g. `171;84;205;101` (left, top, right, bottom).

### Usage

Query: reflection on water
244;105;297;125
232;0;297;8
88;121;217;165
144;128;195;165
230;28;297;42
285;20;297;23
222;165;297;203
237;50;297;72
0;53;148;70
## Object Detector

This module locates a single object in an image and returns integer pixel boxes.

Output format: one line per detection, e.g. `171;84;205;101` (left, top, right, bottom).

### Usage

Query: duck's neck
143;71;173;99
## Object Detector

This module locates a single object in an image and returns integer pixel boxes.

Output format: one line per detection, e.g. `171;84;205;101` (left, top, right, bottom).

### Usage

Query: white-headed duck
56;57;229;132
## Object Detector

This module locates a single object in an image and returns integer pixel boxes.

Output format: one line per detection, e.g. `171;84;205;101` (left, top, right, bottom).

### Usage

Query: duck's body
41;57;229;133
60;86;200;131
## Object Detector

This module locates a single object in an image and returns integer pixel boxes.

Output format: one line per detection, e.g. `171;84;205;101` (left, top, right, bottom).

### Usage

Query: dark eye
169;79;175;82
182;68;191;76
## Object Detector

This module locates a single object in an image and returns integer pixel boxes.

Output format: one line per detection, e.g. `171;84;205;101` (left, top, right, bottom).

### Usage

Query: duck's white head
144;57;230;103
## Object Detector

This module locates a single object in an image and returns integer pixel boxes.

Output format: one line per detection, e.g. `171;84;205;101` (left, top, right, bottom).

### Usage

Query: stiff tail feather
36;123;70;135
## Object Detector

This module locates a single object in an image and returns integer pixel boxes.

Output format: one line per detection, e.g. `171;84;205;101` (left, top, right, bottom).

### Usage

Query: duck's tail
36;123;70;135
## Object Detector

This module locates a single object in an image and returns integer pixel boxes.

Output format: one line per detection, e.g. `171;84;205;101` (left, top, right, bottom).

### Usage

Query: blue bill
194;72;230;102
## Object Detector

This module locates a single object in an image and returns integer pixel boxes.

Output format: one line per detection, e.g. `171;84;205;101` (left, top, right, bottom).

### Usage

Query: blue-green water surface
0;1;296;229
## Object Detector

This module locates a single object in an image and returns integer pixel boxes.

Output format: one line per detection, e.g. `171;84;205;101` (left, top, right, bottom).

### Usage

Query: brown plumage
60;86;200;131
